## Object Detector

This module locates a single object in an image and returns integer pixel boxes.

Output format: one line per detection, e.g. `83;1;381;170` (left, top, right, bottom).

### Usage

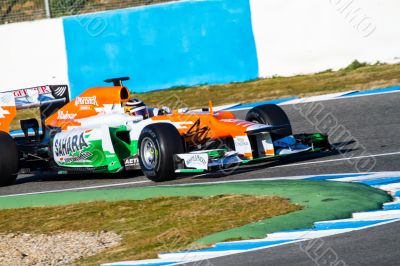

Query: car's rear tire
138;123;184;182
0;131;18;186
245;104;292;139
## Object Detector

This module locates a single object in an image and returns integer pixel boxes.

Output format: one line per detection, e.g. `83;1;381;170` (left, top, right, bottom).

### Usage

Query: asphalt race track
2;91;400;196
186;220;400;266
2;91;400;265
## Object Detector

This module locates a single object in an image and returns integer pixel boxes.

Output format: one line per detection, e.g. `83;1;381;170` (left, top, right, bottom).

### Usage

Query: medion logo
235;138;250;147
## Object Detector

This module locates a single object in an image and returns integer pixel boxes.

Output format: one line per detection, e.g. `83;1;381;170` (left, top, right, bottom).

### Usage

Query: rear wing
0;85;70;133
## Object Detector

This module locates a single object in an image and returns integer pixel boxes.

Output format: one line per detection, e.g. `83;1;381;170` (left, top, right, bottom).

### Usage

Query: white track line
269;151;400;169
3;151;400;198
191;151;400;181
229;89;400;111
167;172;400;187
279;91;357;105
0;180;151;198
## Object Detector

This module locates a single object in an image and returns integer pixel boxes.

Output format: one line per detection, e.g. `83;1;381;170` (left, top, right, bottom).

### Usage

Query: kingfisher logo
75;96;98;110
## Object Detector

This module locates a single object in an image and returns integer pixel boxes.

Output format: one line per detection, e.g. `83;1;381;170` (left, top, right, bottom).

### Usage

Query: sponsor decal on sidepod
54;132;89;157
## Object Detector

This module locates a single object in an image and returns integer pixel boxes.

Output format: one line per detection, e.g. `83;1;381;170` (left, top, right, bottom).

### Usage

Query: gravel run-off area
0;231;121;265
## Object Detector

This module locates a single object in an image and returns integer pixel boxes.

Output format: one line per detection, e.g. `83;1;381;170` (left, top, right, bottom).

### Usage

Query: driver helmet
124;98;149;119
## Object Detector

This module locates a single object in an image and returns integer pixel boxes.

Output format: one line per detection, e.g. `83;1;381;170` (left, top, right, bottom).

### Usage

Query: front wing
174;134;330;173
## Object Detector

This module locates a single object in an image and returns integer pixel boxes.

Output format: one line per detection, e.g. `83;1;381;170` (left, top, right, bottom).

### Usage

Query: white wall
250;0;400;77
0;19;69;92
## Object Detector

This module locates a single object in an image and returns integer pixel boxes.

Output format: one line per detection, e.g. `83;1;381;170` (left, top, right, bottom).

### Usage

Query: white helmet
124;98;149;119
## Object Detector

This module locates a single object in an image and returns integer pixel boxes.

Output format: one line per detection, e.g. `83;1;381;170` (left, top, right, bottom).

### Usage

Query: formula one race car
0;77;330;186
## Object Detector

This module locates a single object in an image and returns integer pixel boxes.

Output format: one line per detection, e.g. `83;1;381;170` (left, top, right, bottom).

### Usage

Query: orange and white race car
0;77;330;186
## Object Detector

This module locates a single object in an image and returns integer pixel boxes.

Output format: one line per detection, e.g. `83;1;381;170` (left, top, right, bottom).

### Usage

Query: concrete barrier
63;0;258;97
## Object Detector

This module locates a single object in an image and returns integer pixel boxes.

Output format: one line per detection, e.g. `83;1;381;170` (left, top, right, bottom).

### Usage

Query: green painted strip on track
0;180;391;244
175;169;205;173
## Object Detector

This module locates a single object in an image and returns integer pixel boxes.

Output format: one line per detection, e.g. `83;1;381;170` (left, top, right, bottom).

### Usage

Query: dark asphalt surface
187;220;400;266
2;91;400;196
1;92;400;265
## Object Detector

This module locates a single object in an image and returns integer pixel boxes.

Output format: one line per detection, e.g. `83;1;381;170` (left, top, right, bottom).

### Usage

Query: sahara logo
58;111;77;120
54;132;89;157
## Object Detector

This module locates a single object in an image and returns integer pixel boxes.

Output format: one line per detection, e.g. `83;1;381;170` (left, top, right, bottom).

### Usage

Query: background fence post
44;0;52;18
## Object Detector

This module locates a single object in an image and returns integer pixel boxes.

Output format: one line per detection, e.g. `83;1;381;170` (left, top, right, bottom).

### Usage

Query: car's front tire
138;123;184;182
246;104;292;139
0;131;18;186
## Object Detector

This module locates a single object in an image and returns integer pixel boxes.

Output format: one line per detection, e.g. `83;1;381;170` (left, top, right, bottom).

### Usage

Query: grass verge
0;180;391;264
136;63;400;108
0;195;301;265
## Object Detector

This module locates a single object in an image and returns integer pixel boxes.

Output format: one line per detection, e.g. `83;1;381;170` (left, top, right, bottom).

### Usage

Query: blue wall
63;0;258;97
